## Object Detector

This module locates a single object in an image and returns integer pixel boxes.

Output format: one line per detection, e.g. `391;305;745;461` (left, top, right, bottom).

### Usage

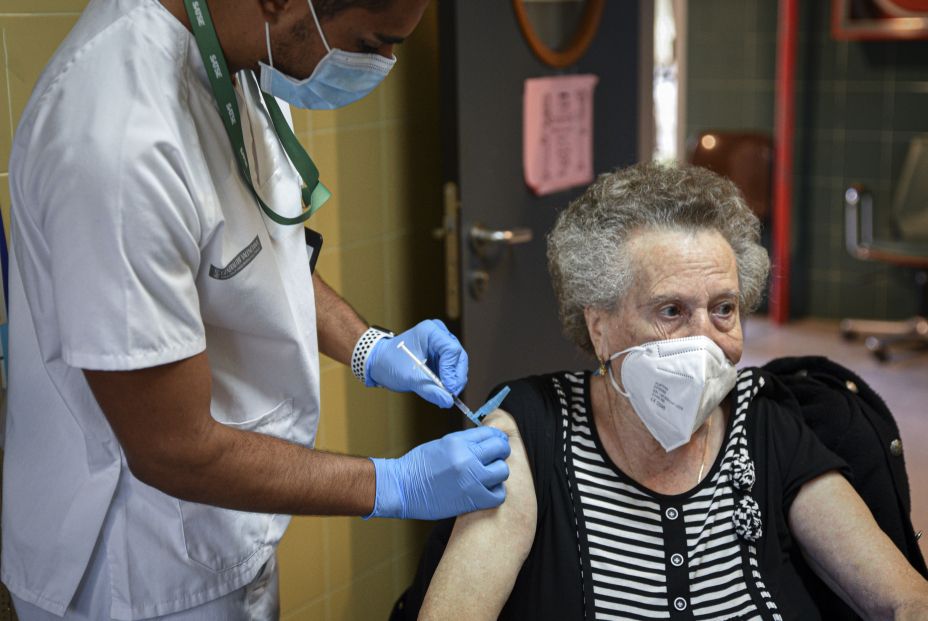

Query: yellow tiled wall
0;2;449;620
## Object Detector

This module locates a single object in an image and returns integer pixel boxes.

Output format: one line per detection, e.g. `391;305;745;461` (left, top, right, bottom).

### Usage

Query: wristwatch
351;325;394;384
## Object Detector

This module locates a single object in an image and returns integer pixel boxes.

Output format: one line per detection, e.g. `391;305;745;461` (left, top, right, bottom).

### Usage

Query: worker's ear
258;0;295;22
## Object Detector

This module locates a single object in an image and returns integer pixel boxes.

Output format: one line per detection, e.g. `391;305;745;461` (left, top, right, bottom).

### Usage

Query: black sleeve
754;389;851;514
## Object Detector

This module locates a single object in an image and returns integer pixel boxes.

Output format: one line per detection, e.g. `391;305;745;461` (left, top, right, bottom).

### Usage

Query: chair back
688;131;773;220
893;134;928;242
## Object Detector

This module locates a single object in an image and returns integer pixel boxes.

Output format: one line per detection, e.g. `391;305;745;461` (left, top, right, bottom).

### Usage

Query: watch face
370;325;395;337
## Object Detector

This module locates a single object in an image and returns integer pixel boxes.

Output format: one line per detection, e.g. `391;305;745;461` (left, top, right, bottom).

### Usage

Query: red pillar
771;0;799;324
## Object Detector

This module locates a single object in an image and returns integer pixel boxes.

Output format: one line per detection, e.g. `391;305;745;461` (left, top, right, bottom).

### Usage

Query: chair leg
839;270;928;362
840;317;926;339
861;317;928;363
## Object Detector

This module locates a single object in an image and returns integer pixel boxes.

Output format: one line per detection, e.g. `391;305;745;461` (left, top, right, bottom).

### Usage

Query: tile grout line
0;12;82;17
379;102;391;330
3;27;13;164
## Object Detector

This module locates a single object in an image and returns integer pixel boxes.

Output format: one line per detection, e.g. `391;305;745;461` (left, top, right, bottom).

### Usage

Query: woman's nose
688;309;715;334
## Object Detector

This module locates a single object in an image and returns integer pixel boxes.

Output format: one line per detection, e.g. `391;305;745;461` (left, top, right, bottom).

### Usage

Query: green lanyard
182;0;330;225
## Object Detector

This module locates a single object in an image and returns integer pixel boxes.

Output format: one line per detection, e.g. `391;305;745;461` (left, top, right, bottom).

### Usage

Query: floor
740;316;928;561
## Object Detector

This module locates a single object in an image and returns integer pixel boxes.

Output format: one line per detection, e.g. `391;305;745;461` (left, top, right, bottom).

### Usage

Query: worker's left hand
366;319;468;408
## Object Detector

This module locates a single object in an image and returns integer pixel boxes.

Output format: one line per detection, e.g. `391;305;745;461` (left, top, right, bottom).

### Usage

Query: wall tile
806;132;844;180
806;277;840;318
845;42;896;84
843;135;885;182
278;517;328;614
281;597;325;621
807;86;845;132
337;241;386;320
4;15;76;174
308;87;383;132
0;1;87;13
311;127;385;245
0;35;11;175
326;517;396;590
327;561;398;621
3;16;80;138
383;234;415;330
290;108;312;137
895;45;928;82
844;89;890;132
892;90;928;132
805;41;842;82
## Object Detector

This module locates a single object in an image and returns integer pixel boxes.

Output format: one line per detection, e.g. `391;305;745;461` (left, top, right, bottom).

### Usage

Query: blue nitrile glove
365;319;469;408
367;426;511;520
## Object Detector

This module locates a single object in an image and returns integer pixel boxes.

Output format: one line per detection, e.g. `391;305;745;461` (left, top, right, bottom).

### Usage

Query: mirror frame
512;0;606;68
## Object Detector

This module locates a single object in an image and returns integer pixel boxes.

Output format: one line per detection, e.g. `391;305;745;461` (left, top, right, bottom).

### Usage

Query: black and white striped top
559;369;782;621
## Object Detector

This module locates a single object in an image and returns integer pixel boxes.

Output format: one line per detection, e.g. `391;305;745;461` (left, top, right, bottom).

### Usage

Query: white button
665;507;679;520
670;553;684;567
674;597;687;611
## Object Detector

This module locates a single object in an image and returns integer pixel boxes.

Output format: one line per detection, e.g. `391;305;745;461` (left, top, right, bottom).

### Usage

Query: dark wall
686;1;928;320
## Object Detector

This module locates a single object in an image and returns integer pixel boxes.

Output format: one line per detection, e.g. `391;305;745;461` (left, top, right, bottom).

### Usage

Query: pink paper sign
523;74;599;196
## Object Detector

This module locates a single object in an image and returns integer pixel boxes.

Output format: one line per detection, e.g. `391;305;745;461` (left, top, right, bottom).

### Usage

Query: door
438;1;643;402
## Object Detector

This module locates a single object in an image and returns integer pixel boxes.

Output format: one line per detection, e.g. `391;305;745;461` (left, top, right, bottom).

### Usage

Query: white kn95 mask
606;335;738;452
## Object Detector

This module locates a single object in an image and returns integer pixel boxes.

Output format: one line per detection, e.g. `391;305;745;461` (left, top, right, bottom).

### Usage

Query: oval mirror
512;0;606;68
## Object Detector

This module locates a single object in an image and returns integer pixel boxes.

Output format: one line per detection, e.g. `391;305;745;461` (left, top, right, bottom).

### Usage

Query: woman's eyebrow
641;293;681;308
643;290;740;307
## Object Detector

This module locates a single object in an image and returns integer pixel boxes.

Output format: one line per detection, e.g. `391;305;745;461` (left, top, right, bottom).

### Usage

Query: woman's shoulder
490;370;588;486
492;370;588;427
737;366;799;402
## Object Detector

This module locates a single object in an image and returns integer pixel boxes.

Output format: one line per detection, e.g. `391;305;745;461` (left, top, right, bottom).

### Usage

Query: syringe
396;340;483;426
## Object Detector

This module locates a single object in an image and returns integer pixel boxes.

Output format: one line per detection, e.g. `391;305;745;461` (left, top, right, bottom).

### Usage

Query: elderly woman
400;163;928;620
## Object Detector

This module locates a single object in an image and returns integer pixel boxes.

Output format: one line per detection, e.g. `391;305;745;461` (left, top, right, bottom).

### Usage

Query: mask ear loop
265;22;274;69
606;356;631;398
306;0;332;52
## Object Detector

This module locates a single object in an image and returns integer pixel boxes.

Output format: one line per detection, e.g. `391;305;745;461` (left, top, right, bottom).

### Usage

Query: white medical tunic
2;0;321;618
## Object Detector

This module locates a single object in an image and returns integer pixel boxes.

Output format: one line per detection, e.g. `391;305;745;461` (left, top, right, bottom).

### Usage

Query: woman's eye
714;302;736;317
659;305;681;318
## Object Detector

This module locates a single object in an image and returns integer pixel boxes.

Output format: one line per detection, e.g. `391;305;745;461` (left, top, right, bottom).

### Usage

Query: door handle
468;224;533;246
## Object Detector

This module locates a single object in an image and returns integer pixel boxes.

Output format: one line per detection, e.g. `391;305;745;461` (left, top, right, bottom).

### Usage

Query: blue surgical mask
258;0;396;110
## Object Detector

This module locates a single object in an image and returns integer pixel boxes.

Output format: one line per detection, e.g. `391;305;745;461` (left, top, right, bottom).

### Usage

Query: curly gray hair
546;162;770;354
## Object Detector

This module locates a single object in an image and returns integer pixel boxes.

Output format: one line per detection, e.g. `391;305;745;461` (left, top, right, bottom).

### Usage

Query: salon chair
841;134;928;362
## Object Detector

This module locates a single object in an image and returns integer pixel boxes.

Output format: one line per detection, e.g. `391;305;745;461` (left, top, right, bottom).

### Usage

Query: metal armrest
845;185;928;267
844;184;874;259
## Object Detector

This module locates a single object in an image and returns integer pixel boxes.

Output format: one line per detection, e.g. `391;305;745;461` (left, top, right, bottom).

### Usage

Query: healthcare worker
1;0;511;618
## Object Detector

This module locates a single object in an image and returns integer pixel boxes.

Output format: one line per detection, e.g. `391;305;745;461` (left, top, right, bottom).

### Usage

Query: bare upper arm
789;471;928;619
83;351;216;483
419;409;537;621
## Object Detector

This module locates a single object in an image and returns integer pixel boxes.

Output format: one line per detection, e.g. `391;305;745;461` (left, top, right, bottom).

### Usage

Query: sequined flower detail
733;495;763;542
731;449;756;491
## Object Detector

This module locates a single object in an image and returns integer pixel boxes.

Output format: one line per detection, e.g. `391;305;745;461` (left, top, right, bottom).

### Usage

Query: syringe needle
396;341;482;425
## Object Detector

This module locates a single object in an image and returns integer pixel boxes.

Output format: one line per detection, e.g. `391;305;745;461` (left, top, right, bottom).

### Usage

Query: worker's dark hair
313;0;395;18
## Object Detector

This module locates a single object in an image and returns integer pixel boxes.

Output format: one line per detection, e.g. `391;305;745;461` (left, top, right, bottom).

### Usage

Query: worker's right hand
366;426;511;520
